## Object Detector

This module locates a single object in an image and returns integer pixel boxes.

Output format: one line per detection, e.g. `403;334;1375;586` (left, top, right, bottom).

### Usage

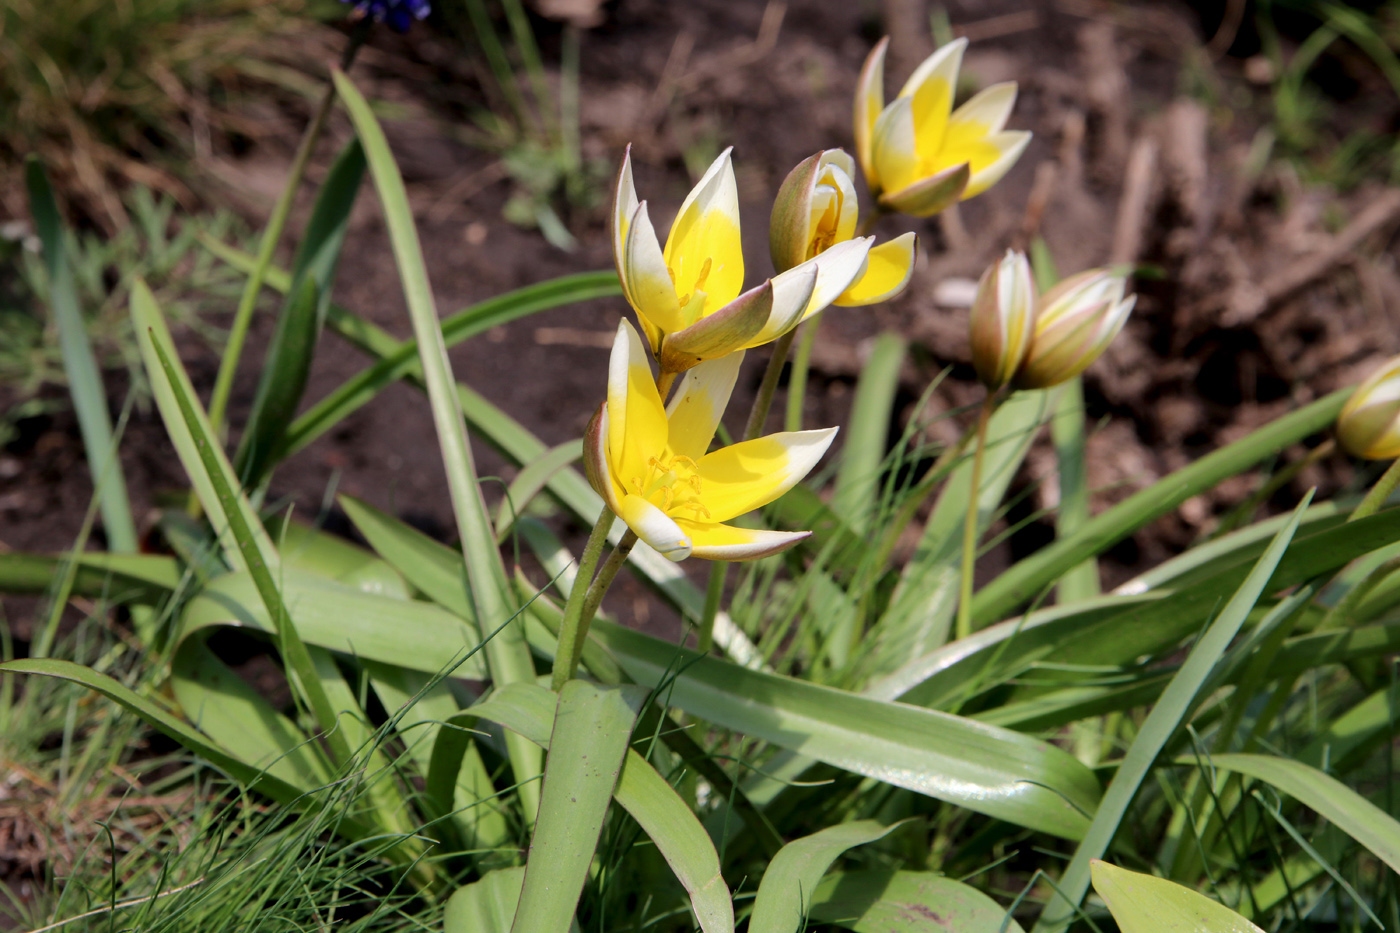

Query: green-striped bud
1014;269;1135;390
1338;355;1400;459
969;249;1034;390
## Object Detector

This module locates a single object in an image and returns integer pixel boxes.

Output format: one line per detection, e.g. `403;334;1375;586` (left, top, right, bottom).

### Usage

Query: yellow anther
688;475;702;492
693;257;713;293
670;455;698;471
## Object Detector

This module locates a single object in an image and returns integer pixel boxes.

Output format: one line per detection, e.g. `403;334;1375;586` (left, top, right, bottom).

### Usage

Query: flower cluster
339;0;429;33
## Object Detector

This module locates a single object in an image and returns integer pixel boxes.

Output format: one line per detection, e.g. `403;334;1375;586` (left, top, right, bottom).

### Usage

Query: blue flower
340;0;430;33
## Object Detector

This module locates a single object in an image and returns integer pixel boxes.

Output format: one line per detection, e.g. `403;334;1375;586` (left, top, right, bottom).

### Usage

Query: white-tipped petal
949;81;1019;136
606;320;668;484
681;522;812;561
854;37;889;188
611;146;640;302
799;236;874;321
752;264;818;347
695;427;838;523
897;37;968;101
664;148;745;308
617;493;692;562
623;202;682;336
963;130;1032;199
666;351;744;461
870;97;921;196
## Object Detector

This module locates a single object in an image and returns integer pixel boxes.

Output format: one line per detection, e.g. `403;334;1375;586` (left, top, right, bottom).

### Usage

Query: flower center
807;183;842;260
629;453;710;519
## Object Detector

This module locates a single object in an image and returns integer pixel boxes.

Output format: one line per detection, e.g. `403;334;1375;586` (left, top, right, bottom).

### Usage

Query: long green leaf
1090;861;1263;933
748;820;907;933
334;69;541;811
509;681;643;933
589;621;1101;838
808;870;1029;933
1032;495;1311;933
445;868;530;933
973;390;1349;623
831;334;905;533
438;682;733;933
1051;378;1098;602
235;138;365;488
1192;752;1400;875
0;658;375;841
26;157;136;554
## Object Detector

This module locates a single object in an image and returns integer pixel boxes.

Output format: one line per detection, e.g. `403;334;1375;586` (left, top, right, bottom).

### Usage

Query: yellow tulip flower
1338;354;1400;460
855;37;1031;217
584;320;837;561
770;148;918;306
612;146;875;372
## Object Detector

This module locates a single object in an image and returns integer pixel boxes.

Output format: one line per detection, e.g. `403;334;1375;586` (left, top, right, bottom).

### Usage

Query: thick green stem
784;313;823;433
955;395;996;641
575;531;638;648
1351;455;1400;522
207;25;368;435
551;508;616;690
745;326;799;441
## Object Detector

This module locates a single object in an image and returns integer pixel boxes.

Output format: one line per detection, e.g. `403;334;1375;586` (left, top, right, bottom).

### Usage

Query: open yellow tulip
584;320;837;561
855;37;1031;217
612;146;875;372
769;148;917;307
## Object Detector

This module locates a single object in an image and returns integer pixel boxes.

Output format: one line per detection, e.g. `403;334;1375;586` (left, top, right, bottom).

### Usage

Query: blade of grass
1031;493;1312;933
333;69;541;813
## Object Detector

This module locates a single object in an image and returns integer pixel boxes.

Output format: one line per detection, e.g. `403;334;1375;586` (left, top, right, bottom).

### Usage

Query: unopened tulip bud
1014;269;1135;390
1338;355;1400;459
969;250;1034;390
769;149;918;308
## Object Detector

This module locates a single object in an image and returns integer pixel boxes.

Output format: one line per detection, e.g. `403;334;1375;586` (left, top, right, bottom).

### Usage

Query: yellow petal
624;202;683;336
835;232;917;306
607;321;669;486
948;81;1018;136
694;427;837;523
611;145;639;304
677;520;811;561
817;158;860;245
871;97;921;196
798;236;873;321
617;493;692;562
963;131;1032;199
583;403;624;511
665;350;744;462
664;148;745;309
899;37;966;165
853;37;889;190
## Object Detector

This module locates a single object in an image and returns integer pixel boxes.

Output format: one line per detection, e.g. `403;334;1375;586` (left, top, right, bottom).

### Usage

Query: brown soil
4;0;1400;633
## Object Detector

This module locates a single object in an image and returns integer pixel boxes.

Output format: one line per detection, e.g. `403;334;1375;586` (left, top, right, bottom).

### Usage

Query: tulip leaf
831;332;905;535
25;157;137;556
235;139;365;489
972;389;1349;624
508;681;643;933
333;69;542;814
807;870;1028;933
445;868;532;933
1050;377;1098;603
587;620;1101;838
1032;495;1309;933
1090;861;1263;933
747;820;908;933
1185;752;1400;876
495;441;584;542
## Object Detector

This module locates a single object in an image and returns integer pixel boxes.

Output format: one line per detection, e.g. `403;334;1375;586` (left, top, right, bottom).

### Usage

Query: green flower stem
551;508;617;691
566;530;639;663
784;314;821;432
955;394;996;641
1351;455;1400;522
696;559;727;655
745;326;799;441
207;23;369;436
